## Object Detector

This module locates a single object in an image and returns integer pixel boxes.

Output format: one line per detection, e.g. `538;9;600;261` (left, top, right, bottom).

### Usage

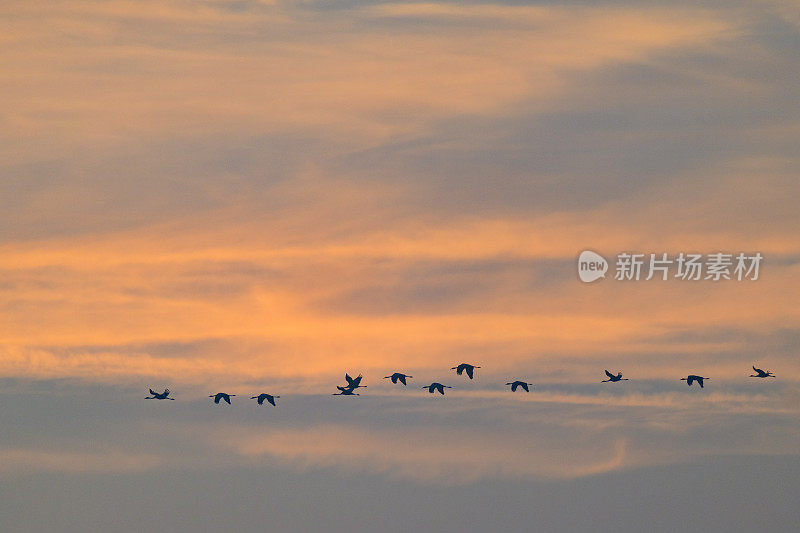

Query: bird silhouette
333;388;360;396
346;373;364;387
451;363;480;379
423;382;452;395
337;373;366;393
209;392;236;404
384;372;413;385
506;381;533;392
681;375;708;388
145;388;175;400
251;393;279;406
750;366;775;378
602;370;629;383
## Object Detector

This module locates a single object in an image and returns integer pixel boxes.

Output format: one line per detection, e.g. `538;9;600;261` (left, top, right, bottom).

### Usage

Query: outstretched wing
604;370;615;379
398;375;406;385
267;396;276;406
520;383;529;392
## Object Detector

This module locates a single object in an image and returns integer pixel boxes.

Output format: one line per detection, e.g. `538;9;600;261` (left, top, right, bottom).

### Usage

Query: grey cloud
318;258;572;315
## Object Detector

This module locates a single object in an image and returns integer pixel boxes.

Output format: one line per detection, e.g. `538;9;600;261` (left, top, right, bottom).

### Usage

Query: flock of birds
144;364;777;403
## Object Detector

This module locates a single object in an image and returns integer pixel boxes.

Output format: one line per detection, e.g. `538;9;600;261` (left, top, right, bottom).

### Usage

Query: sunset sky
2;1;799;531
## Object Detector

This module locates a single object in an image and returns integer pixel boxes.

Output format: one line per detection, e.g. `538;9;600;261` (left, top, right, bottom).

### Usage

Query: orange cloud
0;186;797;384
1;1;734;149
0;2;796;389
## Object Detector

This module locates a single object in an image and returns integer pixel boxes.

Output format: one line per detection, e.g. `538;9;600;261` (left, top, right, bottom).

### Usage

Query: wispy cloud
0;448;162;473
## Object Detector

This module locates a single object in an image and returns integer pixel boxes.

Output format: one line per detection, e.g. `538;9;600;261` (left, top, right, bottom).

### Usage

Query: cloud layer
1;0;799;490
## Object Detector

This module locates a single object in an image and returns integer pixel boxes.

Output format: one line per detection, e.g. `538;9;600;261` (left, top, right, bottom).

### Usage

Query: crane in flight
451;363;480;379
681;375;708;388
251;393;279;406
337;373;366;393
423;382;452;395
750;366;775;378
506;381;533;392
145;388;175;400
602;370;628;383
384;372;412;386
209;392;236;404
333;388;360;396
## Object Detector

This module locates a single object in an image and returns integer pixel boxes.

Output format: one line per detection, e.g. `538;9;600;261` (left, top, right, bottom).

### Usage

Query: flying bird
345;373;364;388
750;366;775;378
451;363;480;379
337;373;366;392
333;388;360;396
145;388;175;400
681;375;708;388
506;381;533;392
209;392;236;404
602;370;629;383
251;393;279;406
422;382;452;395
384;372;413;386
